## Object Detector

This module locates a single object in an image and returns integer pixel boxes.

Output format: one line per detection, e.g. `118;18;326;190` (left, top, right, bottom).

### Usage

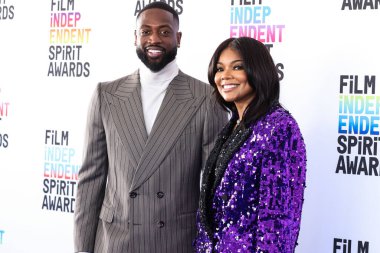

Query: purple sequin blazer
194;105;307;253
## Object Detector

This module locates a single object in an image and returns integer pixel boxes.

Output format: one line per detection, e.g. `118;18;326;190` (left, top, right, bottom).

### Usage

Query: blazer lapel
105;72;148;169
130;71;205;191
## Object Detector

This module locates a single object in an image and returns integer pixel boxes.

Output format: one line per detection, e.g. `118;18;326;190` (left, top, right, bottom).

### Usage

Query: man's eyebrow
139;24;173;29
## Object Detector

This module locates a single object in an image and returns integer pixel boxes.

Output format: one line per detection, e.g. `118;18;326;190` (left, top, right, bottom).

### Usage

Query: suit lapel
130;71;205;190
106;72;148;169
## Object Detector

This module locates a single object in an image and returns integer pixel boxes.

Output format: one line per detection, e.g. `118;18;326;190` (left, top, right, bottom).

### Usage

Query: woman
194;37;307;253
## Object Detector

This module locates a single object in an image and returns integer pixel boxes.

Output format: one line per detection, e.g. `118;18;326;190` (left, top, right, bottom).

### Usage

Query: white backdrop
1;0;379;252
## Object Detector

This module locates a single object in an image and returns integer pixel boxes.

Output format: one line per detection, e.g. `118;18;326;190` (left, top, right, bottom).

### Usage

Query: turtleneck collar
139;59;179;86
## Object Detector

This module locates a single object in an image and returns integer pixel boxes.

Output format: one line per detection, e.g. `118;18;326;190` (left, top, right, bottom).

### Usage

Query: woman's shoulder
256;105;300;131
246;105;303;146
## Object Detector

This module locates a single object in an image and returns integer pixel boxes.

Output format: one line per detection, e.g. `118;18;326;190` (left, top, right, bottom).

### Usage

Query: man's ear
177;32;182;47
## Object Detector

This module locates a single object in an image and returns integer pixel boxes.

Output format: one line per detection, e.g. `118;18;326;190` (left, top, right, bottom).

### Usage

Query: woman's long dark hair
208;37;280;126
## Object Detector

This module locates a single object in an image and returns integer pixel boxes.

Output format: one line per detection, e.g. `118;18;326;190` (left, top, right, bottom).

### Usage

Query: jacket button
129;192;137;198
157;221;165;228
156;191;164;198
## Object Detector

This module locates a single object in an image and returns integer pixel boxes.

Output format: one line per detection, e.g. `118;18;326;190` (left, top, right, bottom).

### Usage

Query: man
73;2;227;253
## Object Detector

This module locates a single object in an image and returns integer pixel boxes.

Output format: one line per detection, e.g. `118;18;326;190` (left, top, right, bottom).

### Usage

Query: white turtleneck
139;59;179;135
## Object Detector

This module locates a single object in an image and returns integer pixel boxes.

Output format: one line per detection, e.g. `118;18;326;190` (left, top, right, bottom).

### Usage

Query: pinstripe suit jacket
74;70;227;253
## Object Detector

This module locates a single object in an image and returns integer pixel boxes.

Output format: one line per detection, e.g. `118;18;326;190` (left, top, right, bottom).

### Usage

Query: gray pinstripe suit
74;70;227;253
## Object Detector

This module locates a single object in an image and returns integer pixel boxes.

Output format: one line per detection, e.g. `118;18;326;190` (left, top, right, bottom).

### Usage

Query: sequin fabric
194;105;307;253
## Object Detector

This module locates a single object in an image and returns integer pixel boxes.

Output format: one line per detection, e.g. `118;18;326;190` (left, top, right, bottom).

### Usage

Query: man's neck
139;59;179;84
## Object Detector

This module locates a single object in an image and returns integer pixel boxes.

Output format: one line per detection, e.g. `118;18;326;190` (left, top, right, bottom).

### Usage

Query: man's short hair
136;2;179;26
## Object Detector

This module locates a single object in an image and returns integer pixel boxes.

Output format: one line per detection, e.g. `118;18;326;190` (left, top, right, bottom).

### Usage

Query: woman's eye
233;65;244;70
216;67;223;72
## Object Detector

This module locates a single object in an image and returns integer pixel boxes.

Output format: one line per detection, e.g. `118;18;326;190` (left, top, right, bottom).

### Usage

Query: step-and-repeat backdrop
1;0;379;252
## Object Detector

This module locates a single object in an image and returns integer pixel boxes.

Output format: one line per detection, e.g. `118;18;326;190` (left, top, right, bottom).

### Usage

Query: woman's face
214;47;255;113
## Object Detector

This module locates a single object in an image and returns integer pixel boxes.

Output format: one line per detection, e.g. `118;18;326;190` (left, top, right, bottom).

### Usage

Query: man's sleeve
201;93;228;169
74;83;109;252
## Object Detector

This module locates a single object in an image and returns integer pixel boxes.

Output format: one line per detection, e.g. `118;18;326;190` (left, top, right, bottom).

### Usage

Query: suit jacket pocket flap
99;204;114;223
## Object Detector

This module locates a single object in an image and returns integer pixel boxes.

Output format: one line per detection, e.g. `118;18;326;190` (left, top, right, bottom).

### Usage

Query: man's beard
136;46;177;72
